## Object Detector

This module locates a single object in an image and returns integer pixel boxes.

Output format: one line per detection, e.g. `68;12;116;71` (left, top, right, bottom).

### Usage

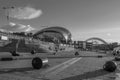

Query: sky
0;0;120;42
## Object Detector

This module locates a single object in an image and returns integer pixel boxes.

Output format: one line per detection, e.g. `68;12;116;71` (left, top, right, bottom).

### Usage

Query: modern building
33;26;72;44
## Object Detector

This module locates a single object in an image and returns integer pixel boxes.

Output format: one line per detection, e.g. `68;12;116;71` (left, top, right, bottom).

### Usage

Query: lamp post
2;6;15;22
2;6;20;55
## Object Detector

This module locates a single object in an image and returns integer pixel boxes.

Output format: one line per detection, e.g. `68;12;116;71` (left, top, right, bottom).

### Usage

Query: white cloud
25;25;35;32
0;22;35;32
7;6;42;20
106;33;111;36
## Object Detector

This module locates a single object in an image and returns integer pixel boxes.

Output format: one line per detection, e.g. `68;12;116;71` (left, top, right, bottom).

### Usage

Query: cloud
24;25;35;32
106;33;111;36
0;22;35;32
7;6;42;20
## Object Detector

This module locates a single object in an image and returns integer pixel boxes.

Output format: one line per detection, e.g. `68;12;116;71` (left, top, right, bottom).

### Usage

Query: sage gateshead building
33;26;72;44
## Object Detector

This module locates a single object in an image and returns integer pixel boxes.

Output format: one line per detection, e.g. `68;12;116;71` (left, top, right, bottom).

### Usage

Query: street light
2;6;15;22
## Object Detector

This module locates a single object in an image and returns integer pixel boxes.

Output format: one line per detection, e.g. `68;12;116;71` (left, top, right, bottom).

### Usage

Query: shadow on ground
0;64;49;74
61;69;111;80
0;67;34;74
47;55;107;59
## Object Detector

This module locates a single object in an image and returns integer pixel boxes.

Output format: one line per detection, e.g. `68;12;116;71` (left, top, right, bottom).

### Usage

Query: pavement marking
41;57;82;78
41;58;77;74
46;57;82;77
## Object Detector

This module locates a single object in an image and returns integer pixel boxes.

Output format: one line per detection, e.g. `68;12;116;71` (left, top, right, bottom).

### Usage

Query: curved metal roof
33;26;72;42
85;37;108;44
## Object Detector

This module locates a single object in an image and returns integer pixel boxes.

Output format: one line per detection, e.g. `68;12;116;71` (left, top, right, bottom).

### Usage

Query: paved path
0;51;119;80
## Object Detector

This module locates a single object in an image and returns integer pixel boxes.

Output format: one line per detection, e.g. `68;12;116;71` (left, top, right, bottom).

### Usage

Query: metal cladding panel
33;26;72;42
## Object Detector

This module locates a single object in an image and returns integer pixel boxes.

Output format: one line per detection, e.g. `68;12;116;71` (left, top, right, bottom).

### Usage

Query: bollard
114;57;120;61
0;57;13;61
103;61;117;72
97;55;103;58
31;50;36;55
75;52;79;56
32;57;48;69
